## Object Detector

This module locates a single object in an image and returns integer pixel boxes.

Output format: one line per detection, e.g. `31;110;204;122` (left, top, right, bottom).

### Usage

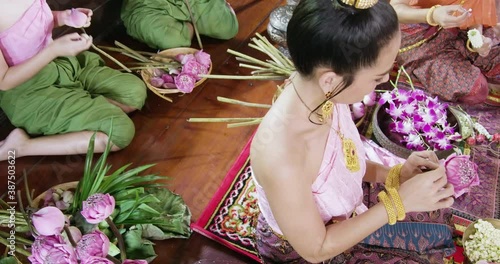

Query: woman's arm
363;160;390;183
391;0;470;27
390;0;429;24
254;151;453;263
0;33;92;91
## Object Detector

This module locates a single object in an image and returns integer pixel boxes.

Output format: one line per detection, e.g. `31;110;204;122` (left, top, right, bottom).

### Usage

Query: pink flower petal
65;9;88;28
32;206;65;236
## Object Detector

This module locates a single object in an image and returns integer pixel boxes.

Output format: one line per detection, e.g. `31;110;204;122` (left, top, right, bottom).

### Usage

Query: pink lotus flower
182;60;208;80
174;73;196;93
122;260;148;264
161;73;174;84
28;235;66;264
76;230;110;259
175;53;195;64
351;102;365;119
30;242;78;264
441;153;480;198
65;9;88;28
81;193;115;224
64;226;82;244
32;206;65;236
149;77;164;88
82;256;114;264
194;50;211;68
362;92;376;106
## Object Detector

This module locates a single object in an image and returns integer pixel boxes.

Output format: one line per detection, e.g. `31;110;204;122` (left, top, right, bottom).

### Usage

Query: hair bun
338;0;379;9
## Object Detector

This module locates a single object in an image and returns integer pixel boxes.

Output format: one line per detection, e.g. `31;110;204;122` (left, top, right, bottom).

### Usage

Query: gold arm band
385;164;403;189
386;187;406;221
426;5;440;26
466;39;477;53
378;191;397;225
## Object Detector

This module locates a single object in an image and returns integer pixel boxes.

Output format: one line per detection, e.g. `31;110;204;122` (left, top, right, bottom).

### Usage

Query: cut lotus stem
187;117;262;123
184;0;203;49
114;41;150;62
217;97;271;108
239;63;266;70
227;119;263;128
227;49;291;75
91;44;132;72
96;46;159;57
198;74;285;80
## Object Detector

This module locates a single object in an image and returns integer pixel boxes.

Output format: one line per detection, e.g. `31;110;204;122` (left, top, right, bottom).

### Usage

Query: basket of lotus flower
140;47;212;102
32;181;79;209
371;89;462;159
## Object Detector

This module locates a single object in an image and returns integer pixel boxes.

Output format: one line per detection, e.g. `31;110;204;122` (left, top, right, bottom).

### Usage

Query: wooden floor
0;0;286;262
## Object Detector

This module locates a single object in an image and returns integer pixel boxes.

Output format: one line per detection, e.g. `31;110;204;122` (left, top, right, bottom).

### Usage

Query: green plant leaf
123;228;157;262
0;256;19;264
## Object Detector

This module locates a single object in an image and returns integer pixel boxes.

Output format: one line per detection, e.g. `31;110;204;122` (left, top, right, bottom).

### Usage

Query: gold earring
321;101;334;121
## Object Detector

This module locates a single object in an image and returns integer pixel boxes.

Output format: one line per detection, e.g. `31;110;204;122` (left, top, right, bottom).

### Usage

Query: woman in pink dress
0;0;147;161
250;0;456;262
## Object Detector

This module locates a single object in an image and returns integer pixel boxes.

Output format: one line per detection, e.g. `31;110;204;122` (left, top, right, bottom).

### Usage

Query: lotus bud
149;77;164;88
64;9;88;28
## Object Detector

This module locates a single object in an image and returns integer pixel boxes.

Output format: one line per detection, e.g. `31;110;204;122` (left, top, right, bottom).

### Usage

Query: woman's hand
48;33;93;57
398;166;455;213
432;5;469;28
400;151;439;184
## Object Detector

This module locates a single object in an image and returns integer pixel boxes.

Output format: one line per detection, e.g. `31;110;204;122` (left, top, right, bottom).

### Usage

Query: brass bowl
371;103;462;159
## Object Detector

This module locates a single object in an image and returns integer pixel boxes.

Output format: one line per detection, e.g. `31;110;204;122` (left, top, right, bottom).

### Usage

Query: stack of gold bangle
385;164;403;189
379;164;407;225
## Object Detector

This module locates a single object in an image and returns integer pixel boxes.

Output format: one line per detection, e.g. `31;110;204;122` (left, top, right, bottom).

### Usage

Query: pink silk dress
254;103;368;235
0;0;53;66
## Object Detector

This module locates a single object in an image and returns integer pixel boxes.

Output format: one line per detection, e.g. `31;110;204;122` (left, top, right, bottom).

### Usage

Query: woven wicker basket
141;47;212;102
371;103;459;159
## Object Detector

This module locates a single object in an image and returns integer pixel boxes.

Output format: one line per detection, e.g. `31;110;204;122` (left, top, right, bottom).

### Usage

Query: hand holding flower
55;8;93;28
399;151;440;184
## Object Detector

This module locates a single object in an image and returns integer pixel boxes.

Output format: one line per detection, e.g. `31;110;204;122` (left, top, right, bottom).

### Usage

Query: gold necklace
290;79;360;172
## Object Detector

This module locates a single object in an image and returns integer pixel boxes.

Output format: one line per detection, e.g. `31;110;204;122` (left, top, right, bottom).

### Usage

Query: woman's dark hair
287;0;399;96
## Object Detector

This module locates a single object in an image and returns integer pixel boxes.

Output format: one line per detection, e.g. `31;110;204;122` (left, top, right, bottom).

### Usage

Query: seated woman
391;0;500;105
121;0;239;50
0;0;147;161
250;0;456;263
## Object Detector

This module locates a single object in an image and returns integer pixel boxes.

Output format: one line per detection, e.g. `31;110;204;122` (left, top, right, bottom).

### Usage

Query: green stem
198;74;285;80
106;218;126;261
63;226;77;247
0;230;32;245
106;255;121;264
400;66;415;90
184;0;203;49
22;171;33;208
0;236;31;257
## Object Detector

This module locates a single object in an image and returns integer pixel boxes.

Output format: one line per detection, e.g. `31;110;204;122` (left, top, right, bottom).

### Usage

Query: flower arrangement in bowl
462;218;500;263
372;68;462;159
0;132;191;263
97;42;211;103
140;48;212;102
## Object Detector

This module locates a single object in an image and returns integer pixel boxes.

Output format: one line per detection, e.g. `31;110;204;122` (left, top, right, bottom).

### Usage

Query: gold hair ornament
339;0;379;9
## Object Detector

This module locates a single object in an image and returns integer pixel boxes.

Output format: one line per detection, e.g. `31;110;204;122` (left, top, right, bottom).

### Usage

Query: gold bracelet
386;187;406;221
425;5;441;27
378;191;397;225
385;164;403;189
466;39;477;53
